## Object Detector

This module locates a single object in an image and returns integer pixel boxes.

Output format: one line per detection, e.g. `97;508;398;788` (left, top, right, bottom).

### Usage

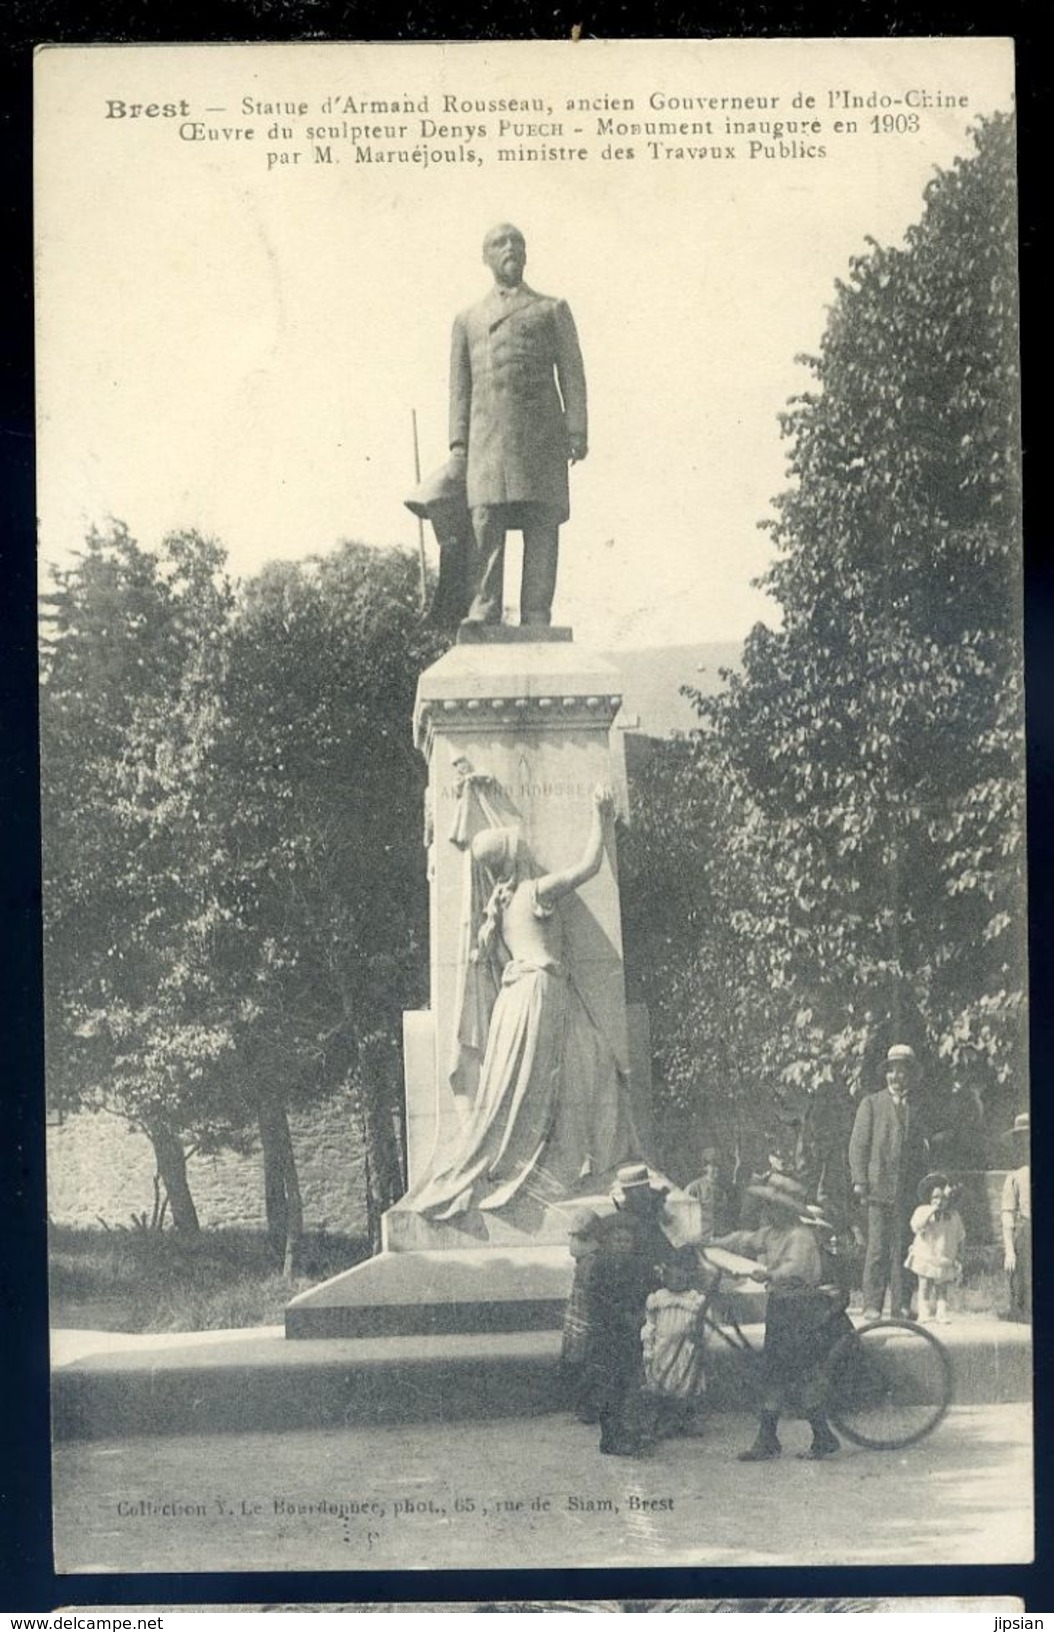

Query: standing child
905;1173;965;1324
712;1173;853;1461
640;1246;708;1438
561;1208;603;1421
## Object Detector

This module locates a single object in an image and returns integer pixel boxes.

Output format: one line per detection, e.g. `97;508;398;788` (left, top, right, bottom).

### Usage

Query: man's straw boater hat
612;1162;666;1201
746;1172;809;1216
1003;1111;1029;1142
886;1044;919;1067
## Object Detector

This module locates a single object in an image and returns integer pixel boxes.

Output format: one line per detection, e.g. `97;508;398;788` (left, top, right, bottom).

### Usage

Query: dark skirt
763;1286;853;1406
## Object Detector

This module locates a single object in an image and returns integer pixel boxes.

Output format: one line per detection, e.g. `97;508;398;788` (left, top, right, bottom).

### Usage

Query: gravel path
54;1403;1032;1573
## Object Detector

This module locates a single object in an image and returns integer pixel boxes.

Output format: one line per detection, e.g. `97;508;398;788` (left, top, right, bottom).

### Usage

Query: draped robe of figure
401;827;641;1220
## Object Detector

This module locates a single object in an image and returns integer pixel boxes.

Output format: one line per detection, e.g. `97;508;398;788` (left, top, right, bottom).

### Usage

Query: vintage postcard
36;37;1029;1574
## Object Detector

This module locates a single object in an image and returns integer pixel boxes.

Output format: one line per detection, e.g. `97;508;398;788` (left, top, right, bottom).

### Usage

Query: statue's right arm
535;787;614;904
449;314;471;456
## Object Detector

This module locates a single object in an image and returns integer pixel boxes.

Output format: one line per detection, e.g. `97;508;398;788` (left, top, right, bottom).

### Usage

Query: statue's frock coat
449;283;587;521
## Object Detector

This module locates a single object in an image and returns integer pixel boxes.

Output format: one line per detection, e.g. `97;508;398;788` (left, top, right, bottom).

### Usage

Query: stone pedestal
287;630;660;1339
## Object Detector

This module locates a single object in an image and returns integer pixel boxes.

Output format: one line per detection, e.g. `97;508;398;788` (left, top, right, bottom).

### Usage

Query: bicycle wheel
825;1318;953;1450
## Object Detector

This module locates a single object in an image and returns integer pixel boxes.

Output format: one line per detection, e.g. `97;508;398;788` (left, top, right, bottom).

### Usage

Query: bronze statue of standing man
449;223;588;626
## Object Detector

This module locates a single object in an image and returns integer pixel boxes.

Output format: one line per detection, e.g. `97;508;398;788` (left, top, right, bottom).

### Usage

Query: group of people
560;1163;854;1462
558;1048;1031;1463
846;1044;1029;1324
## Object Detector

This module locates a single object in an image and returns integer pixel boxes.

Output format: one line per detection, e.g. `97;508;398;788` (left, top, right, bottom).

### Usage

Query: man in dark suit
848;1044;931;1318
449;223;588;626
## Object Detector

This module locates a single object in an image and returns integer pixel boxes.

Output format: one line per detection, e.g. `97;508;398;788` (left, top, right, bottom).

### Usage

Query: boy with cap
1000;1113;1031;1323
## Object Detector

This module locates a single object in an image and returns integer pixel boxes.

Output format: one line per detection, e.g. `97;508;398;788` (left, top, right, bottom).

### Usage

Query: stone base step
286;1246;573;1339
51;1314;1031;1441
286;1239;758;1339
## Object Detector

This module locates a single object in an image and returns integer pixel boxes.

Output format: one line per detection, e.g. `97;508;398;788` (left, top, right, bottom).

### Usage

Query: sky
34;38;1015;650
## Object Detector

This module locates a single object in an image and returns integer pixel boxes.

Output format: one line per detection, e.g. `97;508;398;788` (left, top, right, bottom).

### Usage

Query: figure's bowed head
470;825;524;880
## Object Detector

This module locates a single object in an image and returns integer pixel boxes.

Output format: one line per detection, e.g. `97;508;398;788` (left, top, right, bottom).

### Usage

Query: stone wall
47;1096;369;1237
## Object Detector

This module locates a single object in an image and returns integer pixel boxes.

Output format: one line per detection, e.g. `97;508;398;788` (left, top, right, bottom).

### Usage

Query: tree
621;734;788;1183
706;112;1023;1115
212;542;445;1257
624;114;1023;1184
43;524;445;1263
40;525;242;1231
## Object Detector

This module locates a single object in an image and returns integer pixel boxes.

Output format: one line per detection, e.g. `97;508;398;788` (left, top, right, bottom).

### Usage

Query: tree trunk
357;1048;405;1253
144;1121;200;1235
259;1100;289;1259
258;1097;303;1279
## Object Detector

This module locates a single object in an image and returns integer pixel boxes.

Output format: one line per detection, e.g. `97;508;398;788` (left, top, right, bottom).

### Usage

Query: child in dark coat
585;1164;675;1456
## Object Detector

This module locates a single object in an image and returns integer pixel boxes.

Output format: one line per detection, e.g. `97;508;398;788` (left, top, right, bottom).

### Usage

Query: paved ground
53;1402;1032;1573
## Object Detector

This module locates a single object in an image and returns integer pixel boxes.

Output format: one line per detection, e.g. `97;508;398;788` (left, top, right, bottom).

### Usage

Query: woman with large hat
711;1173;853;1461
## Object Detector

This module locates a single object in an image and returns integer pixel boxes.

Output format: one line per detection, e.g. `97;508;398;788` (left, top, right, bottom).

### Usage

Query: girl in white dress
640;1247;708;1437
905;1172;965;1323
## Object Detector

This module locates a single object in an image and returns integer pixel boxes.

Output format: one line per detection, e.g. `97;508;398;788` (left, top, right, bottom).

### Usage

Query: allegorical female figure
401;786;642;1220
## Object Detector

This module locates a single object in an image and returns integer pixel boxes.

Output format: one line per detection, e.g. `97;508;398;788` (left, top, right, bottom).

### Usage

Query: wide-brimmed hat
612;1162;665;1202
1003;1111;1029;1142
746;1172;809;1216
917;1171;951;1202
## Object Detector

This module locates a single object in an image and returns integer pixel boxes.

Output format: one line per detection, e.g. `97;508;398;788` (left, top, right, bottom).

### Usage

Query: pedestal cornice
414;641;624;752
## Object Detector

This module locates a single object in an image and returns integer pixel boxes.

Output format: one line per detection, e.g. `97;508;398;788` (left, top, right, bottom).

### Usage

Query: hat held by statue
746;1171;809;1215
404;456;469;522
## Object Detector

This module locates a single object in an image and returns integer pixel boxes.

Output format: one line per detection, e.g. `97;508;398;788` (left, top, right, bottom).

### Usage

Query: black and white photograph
34;36;1029;1575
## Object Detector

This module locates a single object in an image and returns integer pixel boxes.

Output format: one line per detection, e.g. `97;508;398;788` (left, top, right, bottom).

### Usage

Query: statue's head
483;222;526;288
470;824;523;880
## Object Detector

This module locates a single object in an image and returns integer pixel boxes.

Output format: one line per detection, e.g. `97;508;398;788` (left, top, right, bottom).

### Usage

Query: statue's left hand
593;785;616;817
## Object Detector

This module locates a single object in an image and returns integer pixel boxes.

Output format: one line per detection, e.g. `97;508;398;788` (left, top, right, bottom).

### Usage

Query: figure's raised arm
536;786;615;906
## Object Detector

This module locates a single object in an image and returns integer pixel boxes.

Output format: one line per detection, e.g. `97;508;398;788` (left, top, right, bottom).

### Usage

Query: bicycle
697;1245;954;1450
